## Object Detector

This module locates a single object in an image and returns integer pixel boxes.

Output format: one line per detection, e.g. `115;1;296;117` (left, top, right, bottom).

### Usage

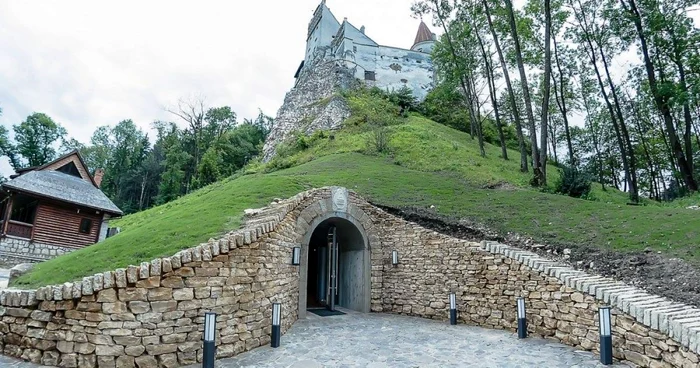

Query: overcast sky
0;0;429;176
1;1;698;178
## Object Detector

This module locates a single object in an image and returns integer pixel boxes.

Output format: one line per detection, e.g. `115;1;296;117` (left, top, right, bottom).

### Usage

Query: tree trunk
574;0;635;202
595;38;639;202
483;0;528;172
548;116;558;165
475;26;508;160
505;0;542;183
539;0;552;185
583;96;605;191
620;0;697;191
552;37;575;165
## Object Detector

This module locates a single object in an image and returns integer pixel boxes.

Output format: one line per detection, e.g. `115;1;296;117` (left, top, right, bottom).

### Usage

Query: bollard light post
391;250;398;266
271;302;282;348
449;293;457;325
599;306;613;365
292;247;301;265
517;297;527;339
202;312;216;368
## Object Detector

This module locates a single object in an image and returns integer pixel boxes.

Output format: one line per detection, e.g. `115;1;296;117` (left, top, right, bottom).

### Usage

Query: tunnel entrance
303;216;369;315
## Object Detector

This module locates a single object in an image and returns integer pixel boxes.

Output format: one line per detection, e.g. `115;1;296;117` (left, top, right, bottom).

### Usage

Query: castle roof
413;20;434;48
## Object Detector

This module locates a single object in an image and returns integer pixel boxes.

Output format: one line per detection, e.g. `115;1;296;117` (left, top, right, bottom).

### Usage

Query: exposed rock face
262;49;355;162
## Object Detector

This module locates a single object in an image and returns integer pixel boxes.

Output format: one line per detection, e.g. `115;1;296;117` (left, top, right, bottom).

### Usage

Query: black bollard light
599;306;613;365
202;312;216;368
391;250;398;266
517;297;527;339
449;293;457;325
271;302;282;348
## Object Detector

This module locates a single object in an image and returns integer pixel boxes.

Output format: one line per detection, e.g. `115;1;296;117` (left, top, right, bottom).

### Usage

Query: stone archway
296;187;372;318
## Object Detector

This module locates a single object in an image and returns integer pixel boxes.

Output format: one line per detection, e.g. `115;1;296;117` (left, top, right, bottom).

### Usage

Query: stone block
125;345;146;356
103;302;128;314
147;287;173;302
134;356;157;368
119;288;148;302
97;289;118;303
139;262;150;279
145;343;178;355
96;344;125;356
151;301;178;313
129;301;150;314
136;276;161;289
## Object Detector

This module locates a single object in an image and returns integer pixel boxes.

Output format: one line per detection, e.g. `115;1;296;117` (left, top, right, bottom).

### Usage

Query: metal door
326;226;338;311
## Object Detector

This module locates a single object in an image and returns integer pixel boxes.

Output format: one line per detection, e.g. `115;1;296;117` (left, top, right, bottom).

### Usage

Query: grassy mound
14;115;698;288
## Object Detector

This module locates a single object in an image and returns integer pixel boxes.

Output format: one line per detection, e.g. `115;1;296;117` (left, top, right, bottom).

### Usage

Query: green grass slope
14;116;697;288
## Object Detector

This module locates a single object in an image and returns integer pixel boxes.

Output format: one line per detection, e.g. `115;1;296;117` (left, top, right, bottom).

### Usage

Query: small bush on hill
343;87;402;128
555;166;592;198
387;86;418;117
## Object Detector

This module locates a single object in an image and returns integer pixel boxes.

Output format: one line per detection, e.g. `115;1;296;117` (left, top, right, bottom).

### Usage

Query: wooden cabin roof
2;151;122;215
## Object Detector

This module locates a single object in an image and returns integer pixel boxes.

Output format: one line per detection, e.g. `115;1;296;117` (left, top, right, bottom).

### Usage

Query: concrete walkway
195;311;626;368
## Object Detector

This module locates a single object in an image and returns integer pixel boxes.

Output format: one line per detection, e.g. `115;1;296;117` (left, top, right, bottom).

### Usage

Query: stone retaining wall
0;237;71;265
0;190;313;367
0;187;698;368
373;208;700;368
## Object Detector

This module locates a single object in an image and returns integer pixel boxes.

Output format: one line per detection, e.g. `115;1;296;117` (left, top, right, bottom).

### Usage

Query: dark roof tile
3;170;122;215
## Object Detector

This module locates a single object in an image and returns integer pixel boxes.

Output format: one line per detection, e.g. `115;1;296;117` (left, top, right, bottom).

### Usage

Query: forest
0;99;273;214
415;0;700;202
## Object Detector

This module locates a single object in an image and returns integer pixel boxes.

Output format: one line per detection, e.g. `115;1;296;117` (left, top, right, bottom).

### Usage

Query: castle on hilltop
263;0;436;161
296;0;437;100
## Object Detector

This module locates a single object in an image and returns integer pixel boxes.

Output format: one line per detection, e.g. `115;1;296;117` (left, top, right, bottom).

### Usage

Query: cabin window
57;162;82;178
10;194;38;224
364;71;376;81
79;218;92;234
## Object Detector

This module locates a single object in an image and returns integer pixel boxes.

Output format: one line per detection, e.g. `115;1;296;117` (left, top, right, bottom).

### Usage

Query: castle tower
411;20;436;54
304;0;341;64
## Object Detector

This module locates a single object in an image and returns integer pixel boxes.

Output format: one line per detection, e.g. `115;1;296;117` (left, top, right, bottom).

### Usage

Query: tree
619;0;698;192
504;0;543;183
11;113;66;168
482;0;529;171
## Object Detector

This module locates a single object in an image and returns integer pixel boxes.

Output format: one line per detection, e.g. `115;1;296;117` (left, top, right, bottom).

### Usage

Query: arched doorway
298;215;370;318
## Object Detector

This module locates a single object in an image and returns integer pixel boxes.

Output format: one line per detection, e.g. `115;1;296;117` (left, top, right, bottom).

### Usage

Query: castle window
364;71;376;81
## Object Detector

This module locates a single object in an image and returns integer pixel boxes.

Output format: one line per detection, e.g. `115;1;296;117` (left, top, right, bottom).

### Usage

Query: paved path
193;311;627;368
0;311;626;368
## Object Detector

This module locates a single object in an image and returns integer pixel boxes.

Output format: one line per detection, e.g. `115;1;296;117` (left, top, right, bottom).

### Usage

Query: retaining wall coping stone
480;240;700;355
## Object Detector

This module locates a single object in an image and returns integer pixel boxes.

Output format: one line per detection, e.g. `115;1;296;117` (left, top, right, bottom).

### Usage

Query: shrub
368;123;391;154
555;166;592;198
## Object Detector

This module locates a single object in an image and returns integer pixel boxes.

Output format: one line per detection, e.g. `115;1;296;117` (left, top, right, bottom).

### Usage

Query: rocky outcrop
262;49;356;162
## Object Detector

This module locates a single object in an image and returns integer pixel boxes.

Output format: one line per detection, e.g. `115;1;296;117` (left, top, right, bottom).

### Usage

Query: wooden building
0;151;122;263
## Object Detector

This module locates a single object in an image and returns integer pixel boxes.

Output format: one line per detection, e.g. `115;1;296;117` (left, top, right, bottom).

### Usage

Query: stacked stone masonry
0;237;71;264
0;187;697;368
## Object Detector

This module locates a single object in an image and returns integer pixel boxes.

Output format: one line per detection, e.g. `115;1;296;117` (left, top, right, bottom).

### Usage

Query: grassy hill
13;114;700;288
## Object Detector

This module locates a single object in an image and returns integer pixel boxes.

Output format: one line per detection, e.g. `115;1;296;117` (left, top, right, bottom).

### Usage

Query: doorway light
292;247;301;265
